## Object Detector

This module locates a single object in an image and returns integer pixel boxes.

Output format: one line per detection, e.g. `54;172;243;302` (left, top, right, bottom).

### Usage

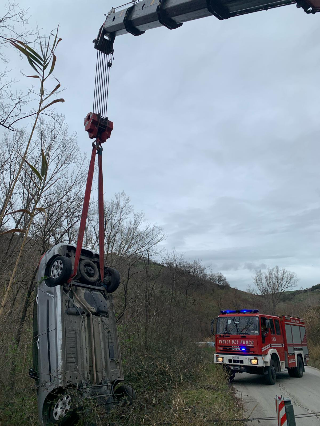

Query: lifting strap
98;146;105;281
69;141;106;282
69;43;114;284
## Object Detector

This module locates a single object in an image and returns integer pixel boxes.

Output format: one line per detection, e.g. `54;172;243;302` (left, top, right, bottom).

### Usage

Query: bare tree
207;271;230;288
0;114;86;325
0;2;34;59
95;192;165;321
252;266;298;314
0;2;37;128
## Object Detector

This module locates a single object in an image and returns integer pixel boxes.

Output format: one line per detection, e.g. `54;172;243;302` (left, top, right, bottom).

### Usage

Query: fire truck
214;309;309;385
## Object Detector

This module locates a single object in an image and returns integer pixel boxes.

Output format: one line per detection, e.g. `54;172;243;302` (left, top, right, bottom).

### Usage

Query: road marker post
275;396;296;426
284;398;296;426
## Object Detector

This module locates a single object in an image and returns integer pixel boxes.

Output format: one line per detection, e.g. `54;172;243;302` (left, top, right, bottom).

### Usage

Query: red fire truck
214;309;309;385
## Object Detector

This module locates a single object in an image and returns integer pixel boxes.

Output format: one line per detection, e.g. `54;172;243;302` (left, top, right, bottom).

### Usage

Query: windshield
217;316;259;335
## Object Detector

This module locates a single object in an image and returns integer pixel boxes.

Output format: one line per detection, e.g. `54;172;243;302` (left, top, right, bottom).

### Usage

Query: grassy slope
1;245;319;425
0;251;247;425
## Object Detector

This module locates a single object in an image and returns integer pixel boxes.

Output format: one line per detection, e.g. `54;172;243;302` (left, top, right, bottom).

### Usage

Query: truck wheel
114;385;136;406
296;356;304;378
265;359;276;385
43;390;78;425
45;256;72;287
228;371;235;383
223;365;235;383
79;259;99;284
103;267;120;293
288;356;304;378
288;368;295;377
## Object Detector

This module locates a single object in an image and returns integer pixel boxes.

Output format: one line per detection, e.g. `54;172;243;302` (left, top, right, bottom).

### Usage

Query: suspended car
30;243;133;425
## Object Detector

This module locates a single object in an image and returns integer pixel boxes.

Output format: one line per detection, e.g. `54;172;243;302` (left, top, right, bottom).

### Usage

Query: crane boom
94;0;319;53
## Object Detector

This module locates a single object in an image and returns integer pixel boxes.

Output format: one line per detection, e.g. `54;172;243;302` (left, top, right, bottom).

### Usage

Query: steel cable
93;49;113;117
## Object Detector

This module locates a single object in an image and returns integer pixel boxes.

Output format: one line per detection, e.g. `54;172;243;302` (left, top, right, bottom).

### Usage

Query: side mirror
210;319;215;335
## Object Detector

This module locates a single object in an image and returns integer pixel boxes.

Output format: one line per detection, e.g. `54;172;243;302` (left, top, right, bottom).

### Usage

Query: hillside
279;285;320;307
0;237;247;425
0;233;319;424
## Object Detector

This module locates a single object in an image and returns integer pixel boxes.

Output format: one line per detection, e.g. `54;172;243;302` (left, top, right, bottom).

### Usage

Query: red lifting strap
98;147;105;281
69;113;113;284
69;145;97;282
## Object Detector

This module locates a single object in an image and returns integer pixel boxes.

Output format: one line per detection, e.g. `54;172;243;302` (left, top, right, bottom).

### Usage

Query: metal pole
284;398;296;426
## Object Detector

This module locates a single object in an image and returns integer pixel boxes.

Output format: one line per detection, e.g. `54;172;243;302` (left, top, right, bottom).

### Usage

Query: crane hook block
84;112;113;143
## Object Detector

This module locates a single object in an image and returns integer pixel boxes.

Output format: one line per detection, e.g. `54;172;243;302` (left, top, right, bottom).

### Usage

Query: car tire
79;259;99;284
45;256;72;287
103;267;120;293
42;390;78;425
114;385;136;406
265;359;277;385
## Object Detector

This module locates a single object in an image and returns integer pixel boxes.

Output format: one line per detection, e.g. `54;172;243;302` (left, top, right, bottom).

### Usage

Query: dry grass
308;343;320;369
96;347;245;426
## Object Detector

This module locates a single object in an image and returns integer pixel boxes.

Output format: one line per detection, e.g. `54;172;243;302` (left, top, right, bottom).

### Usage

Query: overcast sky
5;0;320;290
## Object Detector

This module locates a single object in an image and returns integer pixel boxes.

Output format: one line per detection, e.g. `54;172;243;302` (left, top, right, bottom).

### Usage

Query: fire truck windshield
217;316;259;335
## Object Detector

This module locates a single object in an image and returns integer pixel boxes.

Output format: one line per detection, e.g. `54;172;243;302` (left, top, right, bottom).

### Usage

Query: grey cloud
243;262;267;271
10;0;320;291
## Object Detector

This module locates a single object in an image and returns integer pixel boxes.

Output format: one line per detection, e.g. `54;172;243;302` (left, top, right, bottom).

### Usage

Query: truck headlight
217;356;223;363
250;358;258;365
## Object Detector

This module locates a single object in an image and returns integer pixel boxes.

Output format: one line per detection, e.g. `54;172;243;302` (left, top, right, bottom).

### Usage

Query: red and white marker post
275;396;296;426
276;396;287;426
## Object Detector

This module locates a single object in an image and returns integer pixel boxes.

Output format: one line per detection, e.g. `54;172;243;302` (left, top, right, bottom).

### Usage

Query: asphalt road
233;366;320;425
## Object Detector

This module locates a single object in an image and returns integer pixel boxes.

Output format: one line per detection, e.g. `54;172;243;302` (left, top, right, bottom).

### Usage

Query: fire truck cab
214;310;309;385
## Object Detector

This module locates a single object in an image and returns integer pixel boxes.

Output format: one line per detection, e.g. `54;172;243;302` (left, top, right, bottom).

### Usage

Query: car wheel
265;359;276;385
45;256;72;287
114;385;136;406
43;390;78;425
103;267;120;293
79;259;99;284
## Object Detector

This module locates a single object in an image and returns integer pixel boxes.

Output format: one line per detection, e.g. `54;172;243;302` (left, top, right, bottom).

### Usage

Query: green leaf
27;75;40;78
15;40;43;62
27;56;41;74
25;159;42;180
10;40;43;65
41;149;48;177
0;229;26;235
47;54;56;78
52;31;58;50
38;276;48;284
39;98;65;113
40;42;45;57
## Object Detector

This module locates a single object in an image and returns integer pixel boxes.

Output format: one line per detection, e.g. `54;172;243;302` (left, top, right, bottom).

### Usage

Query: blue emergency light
240;347;247;351
220;309;259;314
